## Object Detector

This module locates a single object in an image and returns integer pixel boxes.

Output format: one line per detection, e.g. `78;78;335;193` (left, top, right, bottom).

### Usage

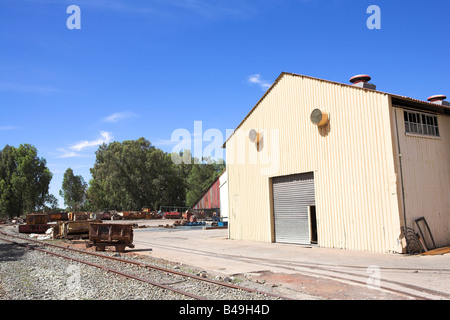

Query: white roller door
272;172;315;245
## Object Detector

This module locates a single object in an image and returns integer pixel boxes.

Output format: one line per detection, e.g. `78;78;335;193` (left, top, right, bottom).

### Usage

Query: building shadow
0;243;26;262
128;248;153;253
318;122;331;137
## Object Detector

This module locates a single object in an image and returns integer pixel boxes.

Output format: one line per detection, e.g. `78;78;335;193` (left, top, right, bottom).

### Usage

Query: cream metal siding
391;106;450;248
226;74;403;253
219;170;229;222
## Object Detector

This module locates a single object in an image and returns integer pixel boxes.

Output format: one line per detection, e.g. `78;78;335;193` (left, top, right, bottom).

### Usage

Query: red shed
192;176;221;210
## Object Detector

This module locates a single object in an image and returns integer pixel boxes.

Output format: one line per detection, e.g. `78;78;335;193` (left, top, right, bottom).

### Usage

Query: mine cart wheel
115;244;126;253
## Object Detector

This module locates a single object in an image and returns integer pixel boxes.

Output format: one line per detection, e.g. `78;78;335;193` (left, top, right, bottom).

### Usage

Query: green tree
0;144;53;218
60;168;87;211
88;138;185;211
185;157;225;207
87;139;225;211
41;194;61;213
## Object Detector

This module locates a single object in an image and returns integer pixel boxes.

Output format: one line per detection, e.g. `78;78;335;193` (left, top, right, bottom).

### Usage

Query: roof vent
249;129;263;144
310;109;329;127
349;74;376;90
427;95;450;106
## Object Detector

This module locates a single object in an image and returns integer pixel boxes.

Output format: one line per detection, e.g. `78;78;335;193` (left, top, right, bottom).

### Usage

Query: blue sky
0;0;449;208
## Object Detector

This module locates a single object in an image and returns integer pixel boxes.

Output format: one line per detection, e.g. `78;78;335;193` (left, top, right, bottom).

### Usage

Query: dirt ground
61;238;412;300
243;271;413;300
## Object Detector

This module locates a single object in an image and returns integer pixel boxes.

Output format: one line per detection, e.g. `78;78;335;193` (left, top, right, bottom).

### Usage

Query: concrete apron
131;226;450;300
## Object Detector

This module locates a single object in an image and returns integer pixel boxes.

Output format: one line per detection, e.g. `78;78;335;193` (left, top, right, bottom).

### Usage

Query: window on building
404;110;440;137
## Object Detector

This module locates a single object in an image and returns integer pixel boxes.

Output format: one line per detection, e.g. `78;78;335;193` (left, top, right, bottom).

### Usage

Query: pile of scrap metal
182;210;195;221
66;211;126;221
120;211;145;220
146;211;162;219
401;217;438;254
163;211;182;219
0;216;25;225
173;220;206;227
117;211;162;220
48;212;69;222
53;220;103;240
173;211;205;226
90;212;114;220
68;212;89;221
143;208;163;219
17;213;104;240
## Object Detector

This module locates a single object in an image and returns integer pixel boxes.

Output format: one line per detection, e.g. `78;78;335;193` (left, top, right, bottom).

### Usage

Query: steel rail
0;230;288;300
133;239;450;300
4;228;447;300
0;235;206;300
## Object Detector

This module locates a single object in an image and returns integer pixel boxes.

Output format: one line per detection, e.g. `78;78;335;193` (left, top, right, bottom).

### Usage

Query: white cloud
57;150;79;159
57;131;113;158
0;82;60;95
247;74;272;90
70;131;113;151
0;126;17;131
102;111;138;123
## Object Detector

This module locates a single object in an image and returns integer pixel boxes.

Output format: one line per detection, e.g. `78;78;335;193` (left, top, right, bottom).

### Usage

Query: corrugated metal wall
219;172;229;221
391;106;450;248
226;74;403;253
192;178;221;210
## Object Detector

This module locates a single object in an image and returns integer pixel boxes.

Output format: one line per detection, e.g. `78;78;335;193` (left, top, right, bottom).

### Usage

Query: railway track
132;239;450;300
0;229;287;301
2;227;449;300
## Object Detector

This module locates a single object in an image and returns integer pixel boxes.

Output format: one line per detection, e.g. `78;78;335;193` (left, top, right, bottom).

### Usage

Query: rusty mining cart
53;220;103;240
18;213;50;234
86;223;135;253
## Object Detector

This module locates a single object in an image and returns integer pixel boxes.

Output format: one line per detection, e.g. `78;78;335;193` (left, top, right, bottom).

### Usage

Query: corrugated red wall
192;178;221;209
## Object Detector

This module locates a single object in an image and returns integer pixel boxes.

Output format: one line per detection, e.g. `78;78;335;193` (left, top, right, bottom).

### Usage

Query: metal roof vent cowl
349;74;376;90
427;95;450;106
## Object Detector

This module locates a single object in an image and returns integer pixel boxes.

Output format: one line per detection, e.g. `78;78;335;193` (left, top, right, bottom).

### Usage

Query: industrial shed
191;172;221;220
224;72;450;253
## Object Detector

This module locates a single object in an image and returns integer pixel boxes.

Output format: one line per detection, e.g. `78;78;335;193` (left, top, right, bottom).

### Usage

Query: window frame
403;110;440;138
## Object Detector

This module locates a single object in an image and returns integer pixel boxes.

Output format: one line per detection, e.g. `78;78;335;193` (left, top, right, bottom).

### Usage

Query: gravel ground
0;228;283;300
0;241;187;300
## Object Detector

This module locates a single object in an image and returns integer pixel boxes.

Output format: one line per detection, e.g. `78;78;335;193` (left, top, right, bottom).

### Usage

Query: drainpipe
393;108;407;230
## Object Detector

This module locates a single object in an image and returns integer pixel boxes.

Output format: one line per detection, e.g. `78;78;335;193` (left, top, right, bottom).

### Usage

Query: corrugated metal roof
192;177;221;210
222;72;450;148
191;169;226;210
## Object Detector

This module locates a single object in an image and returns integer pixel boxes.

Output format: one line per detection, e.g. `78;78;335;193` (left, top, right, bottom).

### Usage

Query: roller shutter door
272;172;315;245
